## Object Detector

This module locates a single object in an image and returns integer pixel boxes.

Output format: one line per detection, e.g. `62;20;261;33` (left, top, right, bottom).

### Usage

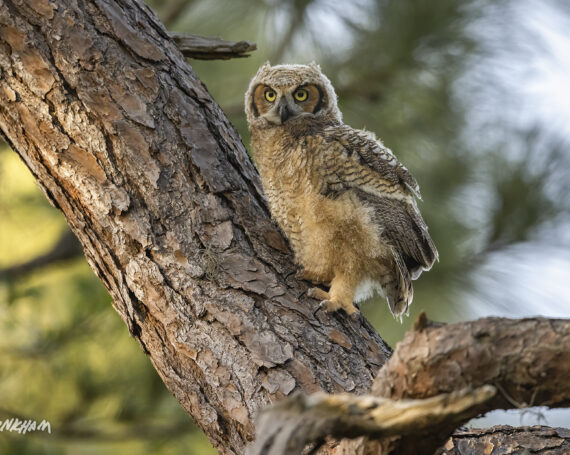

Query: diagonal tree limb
0;1;389;453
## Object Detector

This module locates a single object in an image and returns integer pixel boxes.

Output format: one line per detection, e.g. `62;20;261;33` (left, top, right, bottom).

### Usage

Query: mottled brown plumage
245;62;437;319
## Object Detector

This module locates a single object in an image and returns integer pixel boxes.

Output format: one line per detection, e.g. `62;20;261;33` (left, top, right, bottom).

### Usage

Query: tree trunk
0;0;390;453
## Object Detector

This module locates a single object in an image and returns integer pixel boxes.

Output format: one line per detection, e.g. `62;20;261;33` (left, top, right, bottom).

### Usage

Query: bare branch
247;386;496;455
169;32;256;60
373;315;570;407
0;230;82;279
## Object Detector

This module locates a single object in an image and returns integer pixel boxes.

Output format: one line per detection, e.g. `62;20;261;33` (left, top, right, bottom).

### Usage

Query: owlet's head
244;62;342;130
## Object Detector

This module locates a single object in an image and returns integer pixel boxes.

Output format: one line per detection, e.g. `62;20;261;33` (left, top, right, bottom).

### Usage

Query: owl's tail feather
358;192;438;281
403;204;439;277
384;250;413;319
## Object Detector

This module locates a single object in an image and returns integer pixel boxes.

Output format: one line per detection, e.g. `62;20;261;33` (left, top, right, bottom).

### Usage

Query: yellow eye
264;89;277;102
294;89;308;102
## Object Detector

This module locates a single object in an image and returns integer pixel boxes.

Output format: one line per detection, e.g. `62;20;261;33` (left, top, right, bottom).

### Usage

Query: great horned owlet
245;62;438;319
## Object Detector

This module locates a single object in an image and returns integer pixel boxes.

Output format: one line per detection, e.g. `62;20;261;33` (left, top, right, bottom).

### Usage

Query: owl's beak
278;98;293;123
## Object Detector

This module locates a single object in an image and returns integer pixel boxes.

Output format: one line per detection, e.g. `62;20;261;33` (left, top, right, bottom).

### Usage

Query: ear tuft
308;61;321;71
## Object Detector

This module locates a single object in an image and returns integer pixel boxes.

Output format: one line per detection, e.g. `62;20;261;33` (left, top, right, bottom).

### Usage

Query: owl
244;62;438;319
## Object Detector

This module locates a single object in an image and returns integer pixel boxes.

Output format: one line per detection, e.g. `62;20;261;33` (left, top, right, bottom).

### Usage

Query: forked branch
249;315;570;454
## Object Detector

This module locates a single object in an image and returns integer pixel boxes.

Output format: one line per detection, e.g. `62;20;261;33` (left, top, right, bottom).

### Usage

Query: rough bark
442;426;570;454
0;1;390;454
327;426;570;455
372;316;570;454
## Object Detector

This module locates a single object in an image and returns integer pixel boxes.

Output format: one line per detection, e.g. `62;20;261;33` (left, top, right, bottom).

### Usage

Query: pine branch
249;314;570;454
247;386;496;455
169;32;256;60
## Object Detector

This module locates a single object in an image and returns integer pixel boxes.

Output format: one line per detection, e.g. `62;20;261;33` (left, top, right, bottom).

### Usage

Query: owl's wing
320;126;438;275
322;125;421;198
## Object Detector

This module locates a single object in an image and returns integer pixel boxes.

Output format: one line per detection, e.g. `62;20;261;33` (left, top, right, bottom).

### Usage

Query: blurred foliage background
1;0;569;452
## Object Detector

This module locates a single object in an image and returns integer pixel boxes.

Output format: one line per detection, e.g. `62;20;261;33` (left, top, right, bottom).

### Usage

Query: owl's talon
296;269;312;282
320;299;341;313
340;302;359;319
308;287;329;301
322;299;360;318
